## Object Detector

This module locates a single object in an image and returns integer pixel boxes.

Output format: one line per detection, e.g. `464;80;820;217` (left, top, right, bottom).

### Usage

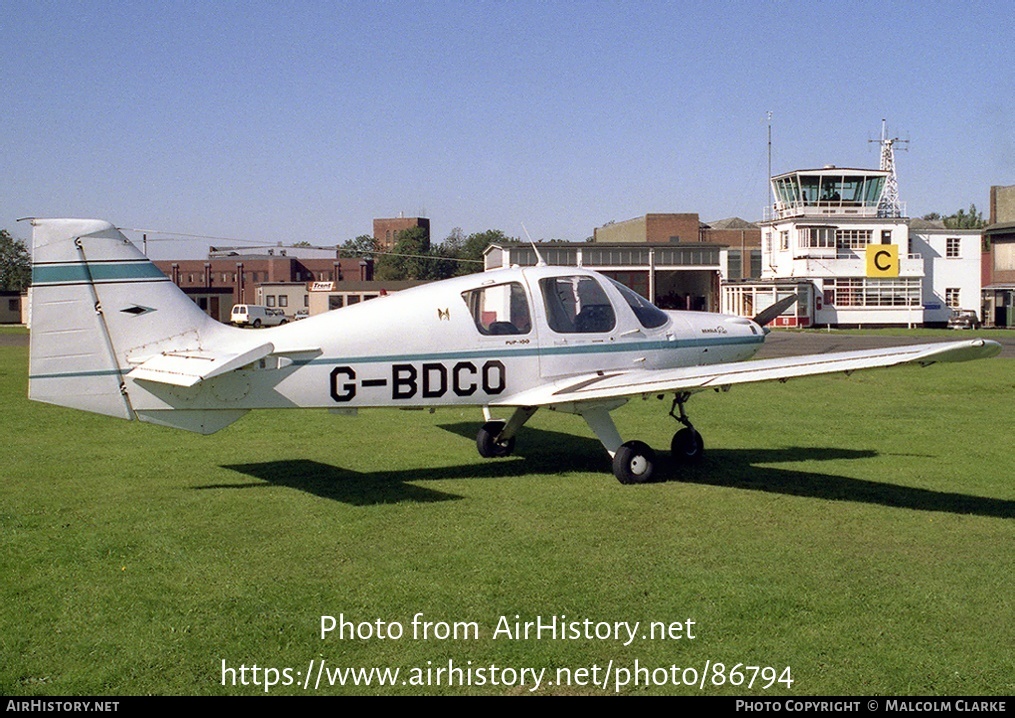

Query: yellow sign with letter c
866;245;899;277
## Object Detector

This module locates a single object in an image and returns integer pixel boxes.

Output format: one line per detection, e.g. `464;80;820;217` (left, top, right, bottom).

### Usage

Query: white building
722;166;981;327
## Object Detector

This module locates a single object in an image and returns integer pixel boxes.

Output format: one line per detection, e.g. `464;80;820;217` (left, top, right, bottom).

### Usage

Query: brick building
983;184;1015;327
154;254;373;323
373;216;430;252
592;213;761;280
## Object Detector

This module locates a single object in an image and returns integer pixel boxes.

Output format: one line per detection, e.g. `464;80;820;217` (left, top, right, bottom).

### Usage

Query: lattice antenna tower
869;118;908;217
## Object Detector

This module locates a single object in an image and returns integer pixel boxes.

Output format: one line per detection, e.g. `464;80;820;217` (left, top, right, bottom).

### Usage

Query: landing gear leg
669;392;704;464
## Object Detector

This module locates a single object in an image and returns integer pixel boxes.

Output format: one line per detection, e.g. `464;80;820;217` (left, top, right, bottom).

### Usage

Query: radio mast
870;119;908;217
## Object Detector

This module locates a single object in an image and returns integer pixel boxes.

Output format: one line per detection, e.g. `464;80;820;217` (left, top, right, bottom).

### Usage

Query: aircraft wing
493;339;1002;407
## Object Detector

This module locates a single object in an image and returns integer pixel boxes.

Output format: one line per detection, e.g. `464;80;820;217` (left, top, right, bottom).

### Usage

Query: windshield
605;278;669;328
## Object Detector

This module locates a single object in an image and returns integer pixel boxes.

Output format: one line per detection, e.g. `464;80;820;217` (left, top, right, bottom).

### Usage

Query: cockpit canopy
460;271;669;336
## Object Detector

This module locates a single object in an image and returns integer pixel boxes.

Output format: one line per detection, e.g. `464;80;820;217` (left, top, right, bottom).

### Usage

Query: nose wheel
476;420;515;458
671;427;704;463
475;406;538;459
669;393;705;464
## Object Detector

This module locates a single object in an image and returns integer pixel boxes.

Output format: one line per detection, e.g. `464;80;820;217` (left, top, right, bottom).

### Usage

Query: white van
230;305;288;327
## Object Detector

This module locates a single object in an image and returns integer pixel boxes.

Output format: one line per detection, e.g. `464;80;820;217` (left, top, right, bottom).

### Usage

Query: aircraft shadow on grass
210;423;1013;518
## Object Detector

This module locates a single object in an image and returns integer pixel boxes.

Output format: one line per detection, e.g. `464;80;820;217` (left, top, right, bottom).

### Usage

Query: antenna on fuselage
522;224;547;267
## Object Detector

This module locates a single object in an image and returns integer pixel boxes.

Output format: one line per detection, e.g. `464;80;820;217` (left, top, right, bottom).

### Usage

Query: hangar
484;241;726;312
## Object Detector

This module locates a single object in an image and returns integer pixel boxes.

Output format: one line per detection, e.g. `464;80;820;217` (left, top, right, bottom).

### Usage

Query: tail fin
28;218;230;426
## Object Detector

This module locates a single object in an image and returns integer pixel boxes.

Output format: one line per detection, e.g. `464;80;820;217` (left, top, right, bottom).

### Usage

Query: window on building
799;227;836;248
187;274;194;283
727;251;742;278
750;250;762;278
763;231;772;254
946;238;960;258
836;229;872;250
461;282;532;335
279;295;288;308
946;288;961;307
881;230;892;245
826;278;920;307
304;295;309;307
347;296;360;305
996;242;1015;271
329;296;344;310
779;231;789;250
265;296;275;307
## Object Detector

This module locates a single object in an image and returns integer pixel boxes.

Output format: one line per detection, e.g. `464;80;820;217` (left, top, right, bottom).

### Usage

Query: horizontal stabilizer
128;343;275;387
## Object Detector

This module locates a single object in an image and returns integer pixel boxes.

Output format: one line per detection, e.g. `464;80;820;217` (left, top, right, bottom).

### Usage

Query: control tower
768;167;894;220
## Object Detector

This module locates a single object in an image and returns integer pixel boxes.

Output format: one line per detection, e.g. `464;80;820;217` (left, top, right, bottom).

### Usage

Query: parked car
230;304;288;327
947;309;981;330
294;309;309;320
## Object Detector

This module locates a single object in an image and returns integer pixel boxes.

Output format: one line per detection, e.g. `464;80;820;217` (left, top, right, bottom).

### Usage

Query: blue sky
4;1;1012;258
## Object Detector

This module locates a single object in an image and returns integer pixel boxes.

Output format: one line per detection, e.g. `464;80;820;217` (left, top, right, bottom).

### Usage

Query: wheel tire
613;440;656;484
671;428;704;464
476;420;514;458
280;319;287;325
253;319;262;328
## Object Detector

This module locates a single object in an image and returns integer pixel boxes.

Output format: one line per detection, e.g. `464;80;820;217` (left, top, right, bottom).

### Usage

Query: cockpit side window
539;276;616;333
605;277;670;329
461;282;532;335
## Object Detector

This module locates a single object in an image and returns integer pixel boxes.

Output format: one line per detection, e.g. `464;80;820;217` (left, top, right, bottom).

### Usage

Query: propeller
752;293;799;332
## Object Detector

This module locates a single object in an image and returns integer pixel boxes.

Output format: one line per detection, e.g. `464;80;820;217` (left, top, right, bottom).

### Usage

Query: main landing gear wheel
476;420;515;458
671;428;704;464
613;441;657;484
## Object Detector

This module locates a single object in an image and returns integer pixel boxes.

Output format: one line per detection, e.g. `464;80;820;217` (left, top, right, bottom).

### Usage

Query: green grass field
1;338;1012;695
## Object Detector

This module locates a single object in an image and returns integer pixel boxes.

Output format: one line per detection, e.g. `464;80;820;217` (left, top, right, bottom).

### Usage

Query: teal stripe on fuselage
297;334;763;367
31;336;764;381
33;261;168;285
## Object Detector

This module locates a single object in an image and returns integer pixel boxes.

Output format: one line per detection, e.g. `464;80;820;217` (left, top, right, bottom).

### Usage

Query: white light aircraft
27;219;1002;484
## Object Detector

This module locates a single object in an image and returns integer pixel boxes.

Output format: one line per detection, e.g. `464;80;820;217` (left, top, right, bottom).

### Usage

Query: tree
943;204;985;229
341;234;380;256
922;205;986;229
0;229;31;291
373;227;512;281
375;226;430;280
